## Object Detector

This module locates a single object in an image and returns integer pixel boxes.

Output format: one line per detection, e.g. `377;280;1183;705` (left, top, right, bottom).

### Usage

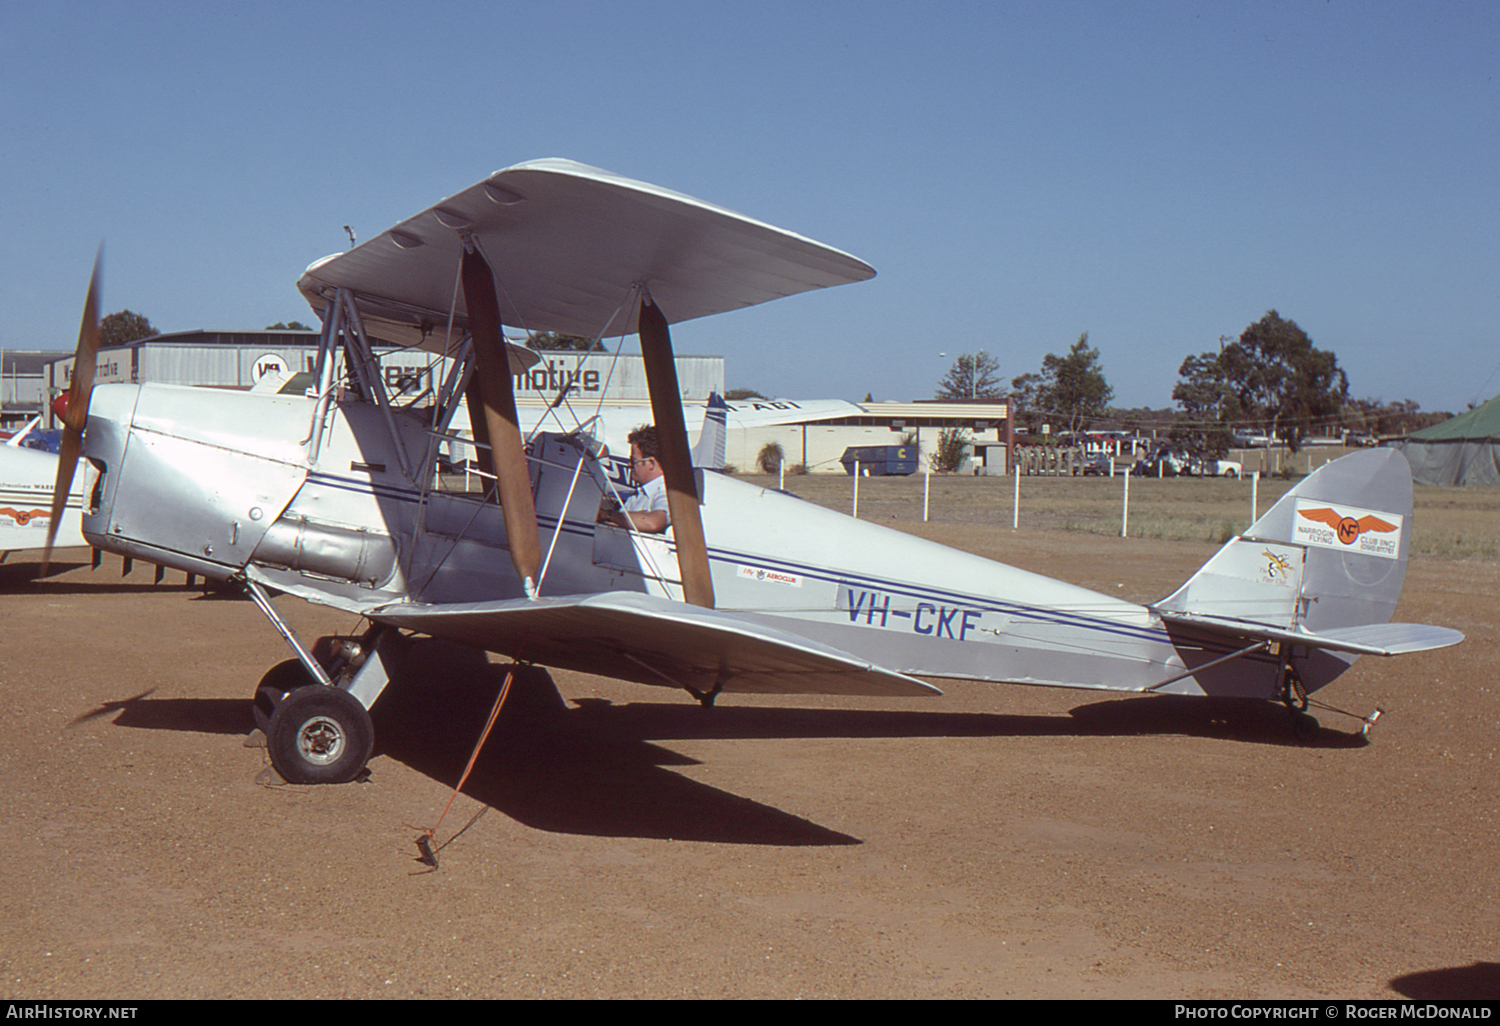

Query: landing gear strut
1275;651;1319;739
241;574;405;784
1277;660;1308;712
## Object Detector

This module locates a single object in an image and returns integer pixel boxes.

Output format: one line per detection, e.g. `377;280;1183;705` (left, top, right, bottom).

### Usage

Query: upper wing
369;591;940;699
721;398;866;428
297;158;876;349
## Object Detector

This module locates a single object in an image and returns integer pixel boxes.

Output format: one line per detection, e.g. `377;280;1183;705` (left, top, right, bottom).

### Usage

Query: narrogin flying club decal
1294;501;1402;559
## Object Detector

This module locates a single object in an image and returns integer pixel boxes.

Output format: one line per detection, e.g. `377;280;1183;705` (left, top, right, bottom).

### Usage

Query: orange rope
412;664;517;868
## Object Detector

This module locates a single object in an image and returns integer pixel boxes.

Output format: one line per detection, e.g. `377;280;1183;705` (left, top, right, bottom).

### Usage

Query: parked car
1132;448;1192;477
1080;453;1114;476
1134;450;1242;478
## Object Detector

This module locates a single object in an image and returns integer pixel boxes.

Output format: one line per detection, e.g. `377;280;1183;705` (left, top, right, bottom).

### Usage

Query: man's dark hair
628;424;660;460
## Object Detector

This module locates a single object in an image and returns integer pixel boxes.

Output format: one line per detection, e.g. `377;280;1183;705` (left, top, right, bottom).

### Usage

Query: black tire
267;685;374;785
252;659;320;734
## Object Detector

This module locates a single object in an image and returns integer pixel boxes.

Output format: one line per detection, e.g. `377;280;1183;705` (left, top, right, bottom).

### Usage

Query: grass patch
737;470;1500;560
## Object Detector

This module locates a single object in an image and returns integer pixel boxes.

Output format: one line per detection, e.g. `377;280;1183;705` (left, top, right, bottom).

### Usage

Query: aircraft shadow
370;667;859;846
557;692;1364;750
69;689;251;734
1390;961;1500;999
72;662;1362;847
1066;694;1366;749
0;557;213;596
74;672;862;847
0;558;90;589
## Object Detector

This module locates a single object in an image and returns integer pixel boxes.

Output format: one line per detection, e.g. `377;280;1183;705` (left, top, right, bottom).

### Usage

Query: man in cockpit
597;425;671;533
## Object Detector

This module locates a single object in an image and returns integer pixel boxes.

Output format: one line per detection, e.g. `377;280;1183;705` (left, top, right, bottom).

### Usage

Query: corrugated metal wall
512;353;722;401
49;332;724;404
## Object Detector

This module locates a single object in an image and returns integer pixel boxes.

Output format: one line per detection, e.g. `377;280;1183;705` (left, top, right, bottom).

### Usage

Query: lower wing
370;591;941;699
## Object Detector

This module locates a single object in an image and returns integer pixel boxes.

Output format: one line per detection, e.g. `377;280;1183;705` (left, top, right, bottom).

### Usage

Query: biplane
45;159;1462;785
1;418;88;558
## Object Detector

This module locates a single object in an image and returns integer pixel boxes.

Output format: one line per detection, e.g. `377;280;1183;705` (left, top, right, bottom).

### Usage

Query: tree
526;331;603;352
1170;348;1239;456
935;351;1003;400
1011;333;1113;435
1172;311;1348;454
100;310;157;347
756;441;784;474
265;321;313;331
931;427;970;473
1007;371;1042;431
1110;406;1178;436
1342;398;1449;439
725;388;766;400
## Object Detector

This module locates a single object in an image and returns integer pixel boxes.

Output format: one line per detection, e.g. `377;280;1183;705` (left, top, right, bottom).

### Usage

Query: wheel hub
296;715;346;765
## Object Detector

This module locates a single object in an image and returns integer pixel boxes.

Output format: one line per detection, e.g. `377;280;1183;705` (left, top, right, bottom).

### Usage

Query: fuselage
81;382;1298;700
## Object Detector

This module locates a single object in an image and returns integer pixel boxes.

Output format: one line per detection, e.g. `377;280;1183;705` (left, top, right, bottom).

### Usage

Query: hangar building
41;330;1012;474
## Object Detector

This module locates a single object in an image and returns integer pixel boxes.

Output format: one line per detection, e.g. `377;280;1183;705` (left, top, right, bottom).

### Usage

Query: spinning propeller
42;250;102;573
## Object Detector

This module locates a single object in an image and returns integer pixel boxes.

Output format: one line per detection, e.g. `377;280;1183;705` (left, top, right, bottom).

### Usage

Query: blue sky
3;0;1496;413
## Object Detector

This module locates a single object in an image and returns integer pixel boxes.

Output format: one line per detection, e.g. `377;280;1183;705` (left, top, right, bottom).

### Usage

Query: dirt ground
1;529;1495;1000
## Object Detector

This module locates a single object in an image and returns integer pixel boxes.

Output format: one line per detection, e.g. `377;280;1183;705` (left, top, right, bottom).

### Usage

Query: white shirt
622;474;670;525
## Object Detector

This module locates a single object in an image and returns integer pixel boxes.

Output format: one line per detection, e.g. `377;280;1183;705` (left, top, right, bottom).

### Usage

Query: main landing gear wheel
252;659;322;734
267;685;374;785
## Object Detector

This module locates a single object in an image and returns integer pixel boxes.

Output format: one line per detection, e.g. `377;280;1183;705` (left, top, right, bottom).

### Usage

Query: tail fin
5;415;41;448
691;392;730;469
1153;449;1460;685
1157;448;1412;631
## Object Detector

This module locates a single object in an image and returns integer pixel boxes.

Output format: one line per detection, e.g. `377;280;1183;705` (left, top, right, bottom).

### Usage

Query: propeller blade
460;249;542;594
43;249;102;573
637;292;715;609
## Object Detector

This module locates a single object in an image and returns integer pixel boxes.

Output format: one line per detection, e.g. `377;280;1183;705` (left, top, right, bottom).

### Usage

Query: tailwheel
1276;659;1319;739
267;685;374;785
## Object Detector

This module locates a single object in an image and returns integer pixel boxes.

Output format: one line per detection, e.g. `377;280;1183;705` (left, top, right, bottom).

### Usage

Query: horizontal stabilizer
1158;609;1464;657
371;591;941;699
